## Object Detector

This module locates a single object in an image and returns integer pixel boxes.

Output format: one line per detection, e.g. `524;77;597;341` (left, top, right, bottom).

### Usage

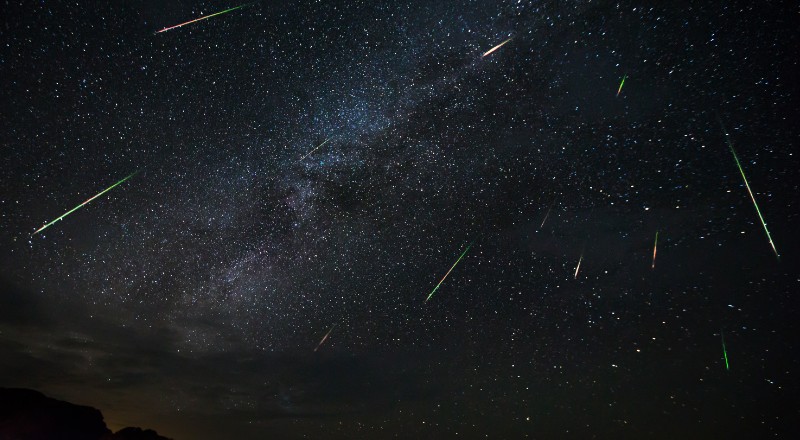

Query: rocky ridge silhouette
0;388;172;440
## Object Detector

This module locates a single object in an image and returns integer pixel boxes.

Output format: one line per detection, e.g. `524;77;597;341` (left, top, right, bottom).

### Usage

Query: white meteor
300;138;332;161
574;253;583;279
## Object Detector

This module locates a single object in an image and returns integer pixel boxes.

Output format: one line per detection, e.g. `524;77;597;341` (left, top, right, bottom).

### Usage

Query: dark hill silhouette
105;427;172;440
0;388;171;440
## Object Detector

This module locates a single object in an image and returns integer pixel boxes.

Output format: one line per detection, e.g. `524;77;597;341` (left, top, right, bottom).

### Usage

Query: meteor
155;3;250;34
718;118;779;260
721;330;729;370
300;137;331;161
424;242;473;303
573;253;583;279
33;172;138;235
314;324;337;352
651;231;658;269
616;74;627;97
540;206;552;228
482;37;513;58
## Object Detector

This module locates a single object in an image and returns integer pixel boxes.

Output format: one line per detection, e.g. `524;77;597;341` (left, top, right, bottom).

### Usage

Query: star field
1;1;798;439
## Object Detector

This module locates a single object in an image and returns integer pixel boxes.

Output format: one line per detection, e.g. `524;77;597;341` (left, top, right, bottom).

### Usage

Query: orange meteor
651;231;658;269
482;37;513;57
314;324;336;352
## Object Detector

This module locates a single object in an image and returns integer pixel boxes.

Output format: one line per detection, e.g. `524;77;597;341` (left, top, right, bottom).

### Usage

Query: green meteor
718;118;779;260
721;330;729;370
616;74;627;97
33;172;138;235
424;242;473;303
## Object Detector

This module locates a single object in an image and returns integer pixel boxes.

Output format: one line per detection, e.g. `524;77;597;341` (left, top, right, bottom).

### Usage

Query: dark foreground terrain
0;388;171;440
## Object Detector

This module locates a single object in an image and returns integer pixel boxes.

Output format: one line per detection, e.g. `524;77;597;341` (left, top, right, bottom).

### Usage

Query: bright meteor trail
482;37;512;57
155;4;250;34
540;207;551;228
33;172;138;235
616;74;627;97
424;242;473;303
718;118;779;260
651;231;658;269
300;138;332;161
314;324;337;352
574;253;583;279
721;330;729;370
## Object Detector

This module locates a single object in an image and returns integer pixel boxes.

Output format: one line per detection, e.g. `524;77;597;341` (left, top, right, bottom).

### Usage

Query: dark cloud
2;280;448;426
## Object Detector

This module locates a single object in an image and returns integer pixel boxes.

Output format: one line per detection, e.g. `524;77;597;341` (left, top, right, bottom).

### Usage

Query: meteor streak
574;253;583;279
718;118;779;260
651;231;658;269
300;137;331;161
155;4;250;34
482;37;513;57
314;324;337;352
540;204;554;228
721;330;729;370
424;242;473;303
616;74;627;97
33;172;138;235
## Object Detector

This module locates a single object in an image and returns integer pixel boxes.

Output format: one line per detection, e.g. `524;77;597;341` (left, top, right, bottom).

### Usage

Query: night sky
1;1;798;438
